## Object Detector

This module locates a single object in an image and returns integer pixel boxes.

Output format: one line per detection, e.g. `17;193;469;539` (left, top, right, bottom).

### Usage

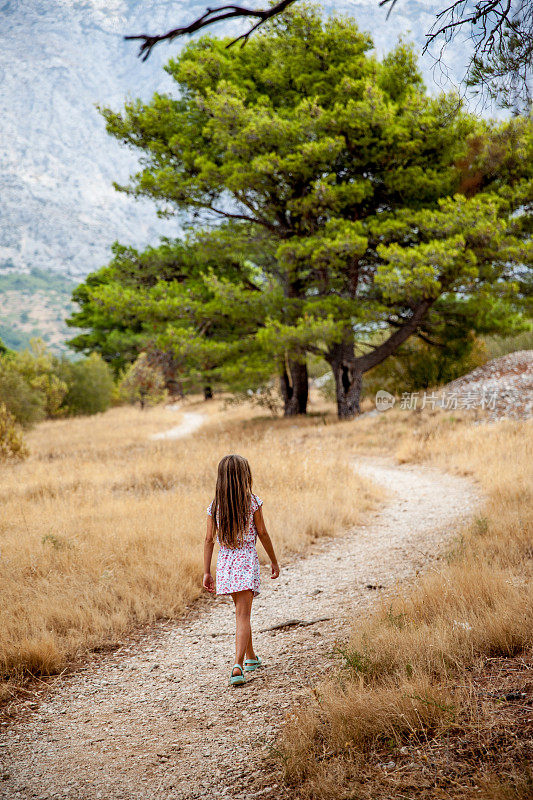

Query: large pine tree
77;7;531;417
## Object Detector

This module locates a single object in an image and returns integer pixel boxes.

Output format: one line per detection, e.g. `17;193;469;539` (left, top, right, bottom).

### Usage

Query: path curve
0;457;481;800
150;411;205;441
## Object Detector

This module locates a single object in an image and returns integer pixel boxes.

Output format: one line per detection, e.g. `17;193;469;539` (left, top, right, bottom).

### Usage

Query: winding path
0;455;481;800
150;411;205;441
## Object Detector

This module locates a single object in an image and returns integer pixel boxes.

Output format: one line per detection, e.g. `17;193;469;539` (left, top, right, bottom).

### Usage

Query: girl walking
203;454;280;685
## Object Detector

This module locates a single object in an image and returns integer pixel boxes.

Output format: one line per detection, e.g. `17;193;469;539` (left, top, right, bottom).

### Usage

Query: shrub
61;353;114;415
483;328;533;360
362;336;488;398
0;357;45;426
0;403;28;462
11;340;68;418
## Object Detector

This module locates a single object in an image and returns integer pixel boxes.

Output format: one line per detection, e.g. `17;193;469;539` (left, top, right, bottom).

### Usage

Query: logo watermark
375;390;396;411
375;388;509;412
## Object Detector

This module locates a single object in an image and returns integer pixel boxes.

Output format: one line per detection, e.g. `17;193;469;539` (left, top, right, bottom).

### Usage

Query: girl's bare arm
203;516;215;592
254;507;280;578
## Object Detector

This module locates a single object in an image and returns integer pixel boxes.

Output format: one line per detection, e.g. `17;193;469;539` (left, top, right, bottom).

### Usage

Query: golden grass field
279;408;533;799
0;397;380;699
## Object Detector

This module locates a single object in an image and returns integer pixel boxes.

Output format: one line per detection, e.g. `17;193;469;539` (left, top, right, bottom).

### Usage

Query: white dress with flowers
207;494;262;597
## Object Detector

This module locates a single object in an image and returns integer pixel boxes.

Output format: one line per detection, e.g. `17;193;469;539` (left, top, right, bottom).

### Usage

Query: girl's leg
231;590;254;676
245;627;257;662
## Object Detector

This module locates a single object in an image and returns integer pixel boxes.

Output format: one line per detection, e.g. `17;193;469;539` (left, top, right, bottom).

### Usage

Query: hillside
0;1;473;281
0;268;76;353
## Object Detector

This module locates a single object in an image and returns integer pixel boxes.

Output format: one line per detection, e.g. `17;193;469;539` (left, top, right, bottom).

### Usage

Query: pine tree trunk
326;301;435;420
280;358;308;416
327;339;363;420
204;385;213;400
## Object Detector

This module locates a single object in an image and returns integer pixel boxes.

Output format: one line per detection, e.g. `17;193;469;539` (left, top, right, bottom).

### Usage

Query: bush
0;403;28;462
118;353;167;408
362;336;488;398
0;343;115;423
11;341;68;418
61;353;114;415
483;329;533;360
0;357;45;426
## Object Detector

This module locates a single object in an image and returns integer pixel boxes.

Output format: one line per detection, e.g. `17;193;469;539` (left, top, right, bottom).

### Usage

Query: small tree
11;340;68;418
119;353;167;408
0;403;28;462
67;231;281;409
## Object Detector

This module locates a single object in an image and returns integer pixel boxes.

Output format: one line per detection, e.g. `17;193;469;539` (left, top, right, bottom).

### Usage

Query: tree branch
124;0;299;61
386;316;446;348
379;0;532;111
416;331;446;348
206;204;278;232
356;299;434;373
305;343;328;358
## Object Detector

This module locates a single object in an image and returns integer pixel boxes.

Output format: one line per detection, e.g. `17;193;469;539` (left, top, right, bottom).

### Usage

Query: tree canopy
125;0;533;112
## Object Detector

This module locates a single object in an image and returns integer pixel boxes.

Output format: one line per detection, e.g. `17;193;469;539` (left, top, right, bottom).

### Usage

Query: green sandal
229;664;245;686
244;656;262;672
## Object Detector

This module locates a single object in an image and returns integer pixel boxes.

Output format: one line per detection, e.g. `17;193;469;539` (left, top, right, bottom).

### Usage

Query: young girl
203;454;280;686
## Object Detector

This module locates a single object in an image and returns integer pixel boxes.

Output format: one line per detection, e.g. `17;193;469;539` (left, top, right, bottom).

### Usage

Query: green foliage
71;5;532;414
60;353;114;416
68;231;276;394
13;340;68;417
0;341;114;423
335;645;372;675
0;403;28;462
118;353;167;407
0;356;45;426
362;335;489;397
466;16;533;114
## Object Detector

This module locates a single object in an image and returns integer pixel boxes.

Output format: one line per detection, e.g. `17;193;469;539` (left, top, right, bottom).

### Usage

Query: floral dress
207;494;263;597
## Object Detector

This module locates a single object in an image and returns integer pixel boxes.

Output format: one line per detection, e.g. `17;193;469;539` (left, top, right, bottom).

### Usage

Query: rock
443;351;533;421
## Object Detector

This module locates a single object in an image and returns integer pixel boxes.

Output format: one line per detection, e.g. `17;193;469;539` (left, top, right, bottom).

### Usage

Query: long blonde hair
212;454;252;548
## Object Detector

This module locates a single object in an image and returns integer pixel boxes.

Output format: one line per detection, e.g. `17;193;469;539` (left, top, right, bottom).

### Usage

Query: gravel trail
150;412;205;441
0;456;481;800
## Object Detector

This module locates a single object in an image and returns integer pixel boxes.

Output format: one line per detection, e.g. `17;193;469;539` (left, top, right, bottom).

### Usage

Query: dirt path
150;411;205;441
0;457;481;800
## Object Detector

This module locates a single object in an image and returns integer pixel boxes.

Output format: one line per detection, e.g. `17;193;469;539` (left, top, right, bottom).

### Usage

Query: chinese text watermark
375;388;510;412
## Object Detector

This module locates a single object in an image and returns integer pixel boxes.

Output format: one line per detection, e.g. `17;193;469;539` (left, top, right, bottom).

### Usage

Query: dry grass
3;386;531;795
278;409;533;798
0;398;379;693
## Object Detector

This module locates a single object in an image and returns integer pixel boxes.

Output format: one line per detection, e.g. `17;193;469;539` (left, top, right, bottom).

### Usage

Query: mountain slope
0;0;474;283
0;268;75;352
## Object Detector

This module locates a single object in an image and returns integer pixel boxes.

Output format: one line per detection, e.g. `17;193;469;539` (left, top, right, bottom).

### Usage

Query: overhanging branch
355;299;435;373
387;315;446;348
125;0;299;61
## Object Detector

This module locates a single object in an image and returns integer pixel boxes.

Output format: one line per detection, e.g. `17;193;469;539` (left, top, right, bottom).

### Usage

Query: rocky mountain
0;0;473;285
